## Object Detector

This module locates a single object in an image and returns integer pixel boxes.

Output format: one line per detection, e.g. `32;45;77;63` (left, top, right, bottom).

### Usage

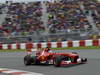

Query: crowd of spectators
0;4;3;14
83;0;100;30
0;0;99;40
0;2;45;37
46;0;91;33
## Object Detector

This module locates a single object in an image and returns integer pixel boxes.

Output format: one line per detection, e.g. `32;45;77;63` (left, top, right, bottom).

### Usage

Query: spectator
46;0;91;33
0;2;45;37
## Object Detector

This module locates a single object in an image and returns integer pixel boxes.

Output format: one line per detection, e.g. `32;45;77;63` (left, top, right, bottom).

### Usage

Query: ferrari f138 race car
24;48;87;67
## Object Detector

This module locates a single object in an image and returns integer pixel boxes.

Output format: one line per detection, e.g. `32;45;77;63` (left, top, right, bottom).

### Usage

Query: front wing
61;58;87;65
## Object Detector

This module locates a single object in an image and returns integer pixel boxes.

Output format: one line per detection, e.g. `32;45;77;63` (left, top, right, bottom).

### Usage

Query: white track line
0;68;44;75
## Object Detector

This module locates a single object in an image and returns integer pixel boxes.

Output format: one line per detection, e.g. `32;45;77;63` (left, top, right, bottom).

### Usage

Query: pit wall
0;39;100;50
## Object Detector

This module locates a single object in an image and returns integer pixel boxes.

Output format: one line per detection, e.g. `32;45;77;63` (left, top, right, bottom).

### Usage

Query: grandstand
0;0;100;43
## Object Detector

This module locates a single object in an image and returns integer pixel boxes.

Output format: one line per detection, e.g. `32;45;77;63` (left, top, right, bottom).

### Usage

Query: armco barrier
0;39;100;49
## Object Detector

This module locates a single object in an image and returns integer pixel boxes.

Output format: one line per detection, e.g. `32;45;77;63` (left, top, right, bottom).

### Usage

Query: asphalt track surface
0;50;100;75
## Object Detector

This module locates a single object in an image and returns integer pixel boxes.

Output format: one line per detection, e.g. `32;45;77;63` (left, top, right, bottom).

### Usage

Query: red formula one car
24;48;87;67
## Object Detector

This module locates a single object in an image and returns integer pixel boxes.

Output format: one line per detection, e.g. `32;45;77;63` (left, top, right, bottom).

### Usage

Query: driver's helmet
44;47;50;52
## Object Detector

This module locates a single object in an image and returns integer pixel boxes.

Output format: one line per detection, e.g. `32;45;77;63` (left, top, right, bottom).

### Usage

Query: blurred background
0;0;100;44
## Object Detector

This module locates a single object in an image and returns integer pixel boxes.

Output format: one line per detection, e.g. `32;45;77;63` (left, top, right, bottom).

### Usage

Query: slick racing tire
53;56;62;67
24;55;32;66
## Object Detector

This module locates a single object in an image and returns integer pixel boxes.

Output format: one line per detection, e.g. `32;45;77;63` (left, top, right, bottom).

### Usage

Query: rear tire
24;55;32;66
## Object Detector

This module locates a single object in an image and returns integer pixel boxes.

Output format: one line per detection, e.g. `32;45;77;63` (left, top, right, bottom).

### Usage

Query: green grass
51;46;100;50
0;46;100;52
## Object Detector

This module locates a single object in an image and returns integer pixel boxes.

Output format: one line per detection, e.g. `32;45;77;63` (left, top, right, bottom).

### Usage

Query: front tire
53;56;62;67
